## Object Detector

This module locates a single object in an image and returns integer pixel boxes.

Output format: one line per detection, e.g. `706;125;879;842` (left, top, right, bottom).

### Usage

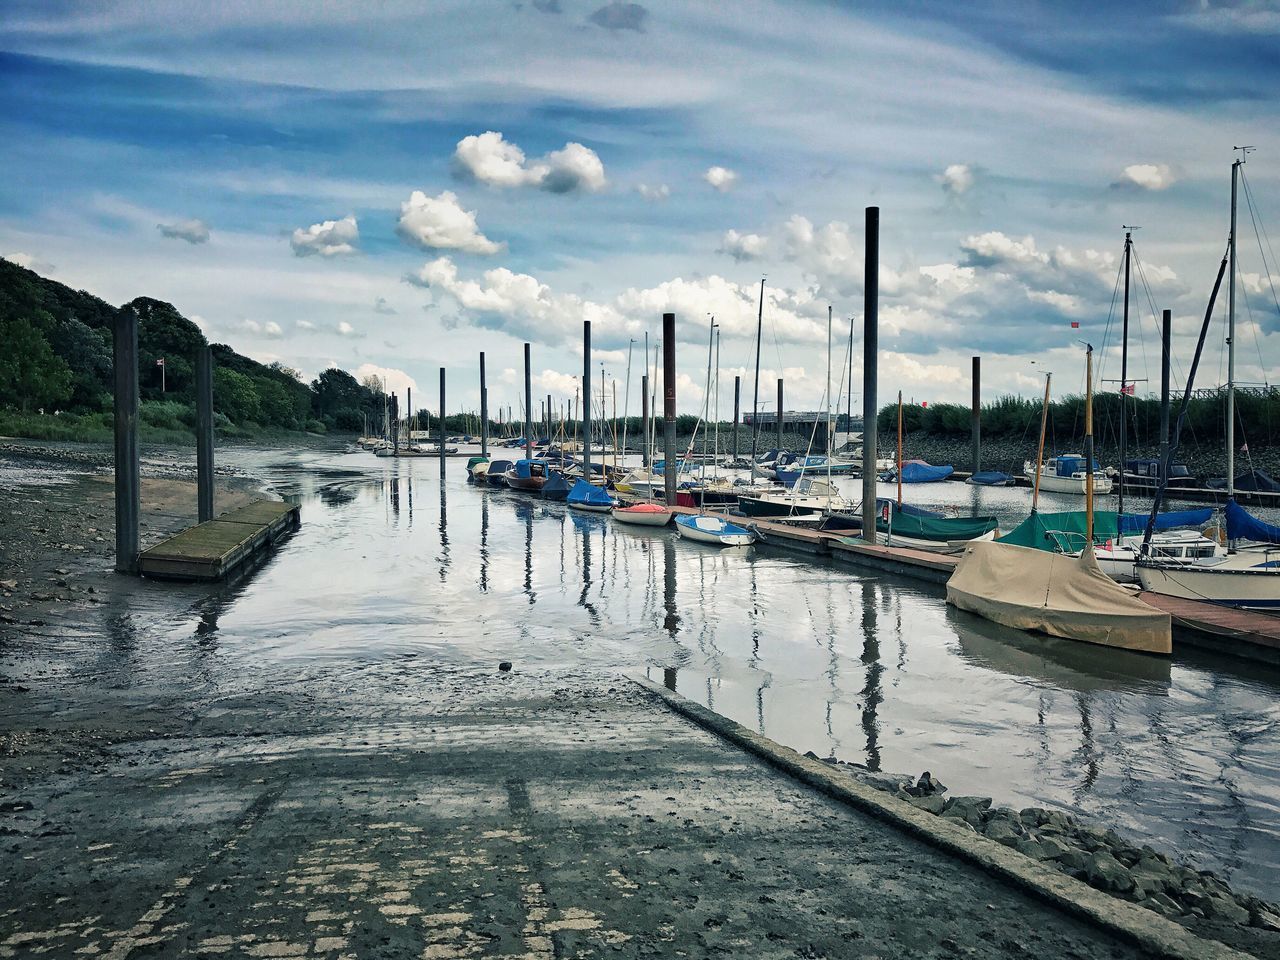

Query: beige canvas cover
946;540;1172;655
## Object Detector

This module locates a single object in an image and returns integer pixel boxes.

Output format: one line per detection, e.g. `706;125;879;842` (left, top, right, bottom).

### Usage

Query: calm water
139;448;1280;899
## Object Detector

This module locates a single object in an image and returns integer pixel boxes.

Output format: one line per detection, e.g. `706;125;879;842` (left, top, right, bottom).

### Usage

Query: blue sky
2;0;1278;416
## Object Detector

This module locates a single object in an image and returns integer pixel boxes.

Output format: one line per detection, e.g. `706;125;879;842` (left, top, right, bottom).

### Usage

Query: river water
140;447;1280;900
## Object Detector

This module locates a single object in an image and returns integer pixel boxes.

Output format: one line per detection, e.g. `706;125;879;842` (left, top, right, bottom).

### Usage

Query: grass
0;405;320;446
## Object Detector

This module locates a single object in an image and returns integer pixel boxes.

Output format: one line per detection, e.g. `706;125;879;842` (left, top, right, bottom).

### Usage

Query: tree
213;368;261;424
0;317;73;411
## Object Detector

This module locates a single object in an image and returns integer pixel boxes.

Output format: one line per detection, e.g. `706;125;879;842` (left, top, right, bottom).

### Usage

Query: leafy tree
0;317;73;411
213;368;261;424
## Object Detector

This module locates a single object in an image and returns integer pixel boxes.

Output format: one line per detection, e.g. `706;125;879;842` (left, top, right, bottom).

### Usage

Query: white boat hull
1136;550;1280;609
611;508;672;526
881;529;996;552
568;502;613;513
1024;460;1113;495
675;517;755;547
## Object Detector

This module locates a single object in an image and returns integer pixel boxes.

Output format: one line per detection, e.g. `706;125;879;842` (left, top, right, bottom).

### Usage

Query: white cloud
355;363;416;396
238;318;282;338
1112;163;1177;191
703;166;738;192
295;319;315;330
719;229;767;262
157;218;210;244
290;215;359;257
4;252;55;273
936;163;974;197
959;231;1045;267
337;321;357;336
636;183;670;201
396;190;503;255
452;131;606;194
264;320;283;337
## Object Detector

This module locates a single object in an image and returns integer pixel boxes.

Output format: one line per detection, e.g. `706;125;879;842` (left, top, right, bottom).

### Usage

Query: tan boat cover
946;540;1172;654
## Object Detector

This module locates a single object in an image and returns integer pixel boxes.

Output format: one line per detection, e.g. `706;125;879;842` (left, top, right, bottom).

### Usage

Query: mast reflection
859;578;883;772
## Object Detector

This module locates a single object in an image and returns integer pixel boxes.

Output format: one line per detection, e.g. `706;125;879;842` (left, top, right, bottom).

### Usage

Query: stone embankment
819;755;1280;956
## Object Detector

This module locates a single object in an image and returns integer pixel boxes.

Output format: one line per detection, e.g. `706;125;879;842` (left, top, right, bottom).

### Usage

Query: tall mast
1227;151;1245;498
1085;345;1095;548
846;314;855;449
1032;372;1052;513
896;391;903;508
621;339;634;469
1119;229;1131;517
749;278;765;465
826;306;833;492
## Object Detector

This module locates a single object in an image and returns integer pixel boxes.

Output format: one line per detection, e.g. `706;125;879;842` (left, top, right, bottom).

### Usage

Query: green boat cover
882;506;997;542
996;510;1119;553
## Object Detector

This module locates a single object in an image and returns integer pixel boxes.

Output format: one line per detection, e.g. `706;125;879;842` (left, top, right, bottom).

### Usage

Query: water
62;447;1280;898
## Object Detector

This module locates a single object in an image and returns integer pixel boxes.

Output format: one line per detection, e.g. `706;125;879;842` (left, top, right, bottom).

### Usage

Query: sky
2;0;1279;420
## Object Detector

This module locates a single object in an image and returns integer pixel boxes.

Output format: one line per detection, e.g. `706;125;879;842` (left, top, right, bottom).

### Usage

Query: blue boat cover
542;473;570;498
567;478;615;507
510;459;542;479
1226;499;1280;544
1118;508;1213;534
969;471;1014;486
900;461;954;483
1206;470;1280;493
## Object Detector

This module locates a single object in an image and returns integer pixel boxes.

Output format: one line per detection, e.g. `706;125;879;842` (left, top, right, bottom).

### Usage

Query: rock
1075;826;1110;852
1039;810;1075;834
906;795;946;815
1085;852;1135;894
1056;847;1089;872
1206;894;1250;925
904;771;946;797
1141;892;1183;918
0;580;16;590
984;820;1023;847
1129;858;1177;898
498;661;512;672
0;800;33;813
1014;838;1055;861
941;796;991;827
847;771;912;794
1253;908;1280;932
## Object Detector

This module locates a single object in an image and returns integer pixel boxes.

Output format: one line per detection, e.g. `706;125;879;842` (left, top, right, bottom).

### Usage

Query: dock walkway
0;667;1218;959
138;499;300;580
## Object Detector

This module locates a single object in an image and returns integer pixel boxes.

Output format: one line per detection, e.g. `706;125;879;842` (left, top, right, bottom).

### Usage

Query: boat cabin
1123;458;1195;485
508;459;549;480
1048;454;1102;479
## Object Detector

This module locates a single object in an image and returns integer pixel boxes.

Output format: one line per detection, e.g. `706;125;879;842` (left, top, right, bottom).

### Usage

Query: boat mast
1084;345;1095;548
749;278;765;465
713;326;721;477
896;391;903;508
1118;229;1132;517
1032;373;1051;512
621;339;634;471
701;317;716;482
846;313;855;453
827;305;833;496
1227;149;1250;498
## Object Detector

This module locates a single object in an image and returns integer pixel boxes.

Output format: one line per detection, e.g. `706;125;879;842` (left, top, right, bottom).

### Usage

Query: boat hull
611;507;672;526
674;515;755;546
1135;556;1280;610
505;475;547;492
567;501;613;513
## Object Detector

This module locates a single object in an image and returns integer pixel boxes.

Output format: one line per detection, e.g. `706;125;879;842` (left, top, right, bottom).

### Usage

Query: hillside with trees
0;258;388;441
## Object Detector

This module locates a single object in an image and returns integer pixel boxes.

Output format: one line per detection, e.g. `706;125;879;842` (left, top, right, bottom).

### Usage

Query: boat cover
947;541;1171;654
969;471;1014;486
1226;499;1280;544
1118;508;1213;534
542;473;570;499
900;460;954;483
885;506;997;542
567;478;615;507
1207;470;1280;493
997;510;1120;552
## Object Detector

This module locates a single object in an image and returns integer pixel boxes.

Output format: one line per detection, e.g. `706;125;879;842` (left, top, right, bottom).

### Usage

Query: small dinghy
566;478;615;513
466;456;490;481
674;514;756;546
967;471;1015;487
611;503;673;526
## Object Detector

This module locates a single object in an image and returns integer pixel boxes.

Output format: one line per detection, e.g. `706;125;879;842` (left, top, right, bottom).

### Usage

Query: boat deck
138;499;300;581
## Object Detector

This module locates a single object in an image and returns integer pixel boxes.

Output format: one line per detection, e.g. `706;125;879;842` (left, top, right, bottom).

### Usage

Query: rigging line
1241;169;1280;321
1236;280;1270;388
1131;246;1189;388
1095;254;1126;387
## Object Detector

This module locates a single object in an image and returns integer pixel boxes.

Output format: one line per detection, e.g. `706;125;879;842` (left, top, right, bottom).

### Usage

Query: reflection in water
127;448;1280;899
858;579;883;772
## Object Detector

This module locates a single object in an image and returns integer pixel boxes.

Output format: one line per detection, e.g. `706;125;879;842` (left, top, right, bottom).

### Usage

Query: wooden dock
139;500;300;581
644;499;1280;663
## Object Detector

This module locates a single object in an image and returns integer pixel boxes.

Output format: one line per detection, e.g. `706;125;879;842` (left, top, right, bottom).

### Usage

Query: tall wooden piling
439;368;446;470
479;351;488;456
583;321;593;480
970;356;981;474
1159;309;1171;461
663;312;677;504
523;343;533;461
196;344;214;523
776;379;784;452
546;393;552;444
732;375;740;463
641;374;650;470
861;206;879;545
113;306;140;573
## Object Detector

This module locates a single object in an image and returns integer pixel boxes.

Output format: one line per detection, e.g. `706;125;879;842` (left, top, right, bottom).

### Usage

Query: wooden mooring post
196;344;214;523
861;206;879;545
113;306;140;573
663;312;677;504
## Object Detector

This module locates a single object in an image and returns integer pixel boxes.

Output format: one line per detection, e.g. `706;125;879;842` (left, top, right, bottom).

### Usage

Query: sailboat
947;345;1172;654
1137;149;1280;609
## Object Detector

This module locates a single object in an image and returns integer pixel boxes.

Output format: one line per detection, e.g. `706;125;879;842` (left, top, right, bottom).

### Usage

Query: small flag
156;358;165;367
1070;321;1080;328
1241;443;1249;453
1121;383;1135;395
921;401;928;408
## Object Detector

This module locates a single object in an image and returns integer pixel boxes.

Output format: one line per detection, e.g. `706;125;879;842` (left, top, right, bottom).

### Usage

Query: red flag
1070;321;1080;329
1121;383;1135;396
921;401;928;408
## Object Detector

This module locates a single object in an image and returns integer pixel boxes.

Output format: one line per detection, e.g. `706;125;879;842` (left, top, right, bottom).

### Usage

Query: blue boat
485;459;514;486
674;513;756;546
541;472;571;501
967;471;1015;487
566;478;615;512
897;460;954;483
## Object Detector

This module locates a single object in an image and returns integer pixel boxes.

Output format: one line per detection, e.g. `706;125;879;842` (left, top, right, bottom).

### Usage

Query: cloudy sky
2;0;1278;418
